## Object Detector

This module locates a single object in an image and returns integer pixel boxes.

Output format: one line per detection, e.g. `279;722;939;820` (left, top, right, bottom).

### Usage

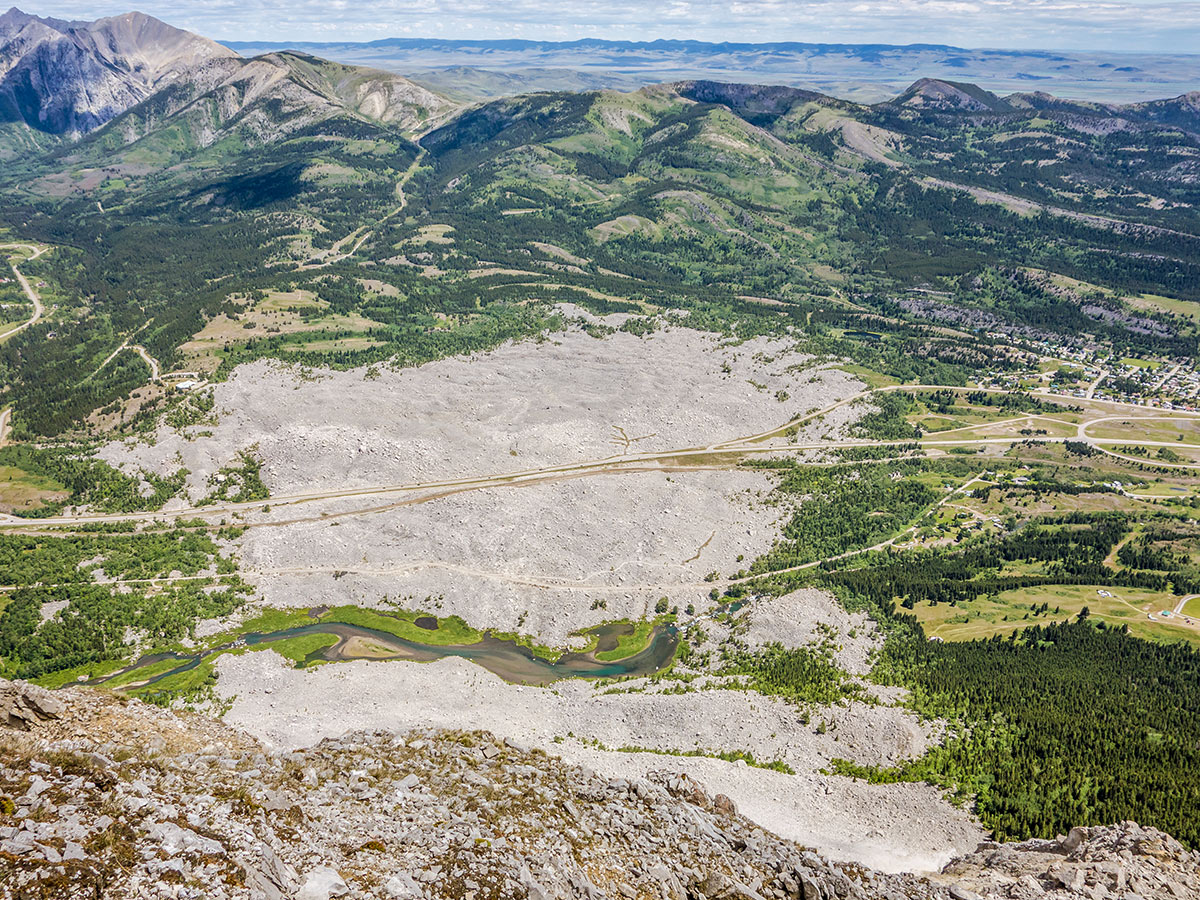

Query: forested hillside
2;75;1198;437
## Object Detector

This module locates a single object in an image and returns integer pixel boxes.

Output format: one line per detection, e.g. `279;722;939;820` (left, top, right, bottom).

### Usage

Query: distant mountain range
0;3;1195;189
222;36;1200;104
0;2;1196;154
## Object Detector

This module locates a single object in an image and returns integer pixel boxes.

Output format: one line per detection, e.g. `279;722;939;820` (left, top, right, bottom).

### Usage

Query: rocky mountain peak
0;7;237;136
0;5;72;39
81;8;235;73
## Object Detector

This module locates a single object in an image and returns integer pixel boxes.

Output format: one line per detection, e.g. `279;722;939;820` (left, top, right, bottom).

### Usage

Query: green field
260;632;340;664
913;584;1200;647
318;606;483;646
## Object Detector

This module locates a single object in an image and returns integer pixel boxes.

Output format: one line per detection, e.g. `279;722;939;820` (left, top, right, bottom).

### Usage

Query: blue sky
25;1;1200;51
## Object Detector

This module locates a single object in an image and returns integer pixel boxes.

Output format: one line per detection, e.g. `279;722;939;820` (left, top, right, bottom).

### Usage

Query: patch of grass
605;741;794;773
127;661;215;703
594;619;657;661
261;632;339;664
912;583;1200;648
31;657;127;688
321;606;483;646
103;657;190;688
0;463;67;514
235;606;320;636
1126;292;1200;319
838;364;901;389
487;630;562;661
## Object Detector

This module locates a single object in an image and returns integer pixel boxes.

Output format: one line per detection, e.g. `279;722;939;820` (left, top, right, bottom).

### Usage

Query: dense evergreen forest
0;527;250;680
726;397;1200;848
842;617;1200;847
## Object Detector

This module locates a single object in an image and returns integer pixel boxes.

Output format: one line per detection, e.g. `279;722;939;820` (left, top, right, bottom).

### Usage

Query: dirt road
297;152;425;270
132;345;161;380
89;325;160;381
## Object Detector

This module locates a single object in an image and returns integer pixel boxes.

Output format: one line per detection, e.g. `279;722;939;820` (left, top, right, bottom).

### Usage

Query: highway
4;383;1199;531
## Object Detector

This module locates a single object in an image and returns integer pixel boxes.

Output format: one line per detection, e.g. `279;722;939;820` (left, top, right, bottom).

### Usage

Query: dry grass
0;464;68;513
178;289;382;371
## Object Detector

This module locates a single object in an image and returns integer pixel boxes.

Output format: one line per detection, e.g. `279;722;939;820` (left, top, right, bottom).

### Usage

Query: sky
22;0;1200;52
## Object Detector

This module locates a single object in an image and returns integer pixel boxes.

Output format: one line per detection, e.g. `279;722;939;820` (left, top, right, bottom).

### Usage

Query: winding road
0;245;50;443
132;345;161;380
297;152;425;271
0;244;47;342
89;323;162;382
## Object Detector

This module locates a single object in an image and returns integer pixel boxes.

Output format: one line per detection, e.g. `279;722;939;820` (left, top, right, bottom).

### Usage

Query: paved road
0;244;47;342
1154;363;1182;393
0;473;988;594
6;384;1200;603
132;345;161;380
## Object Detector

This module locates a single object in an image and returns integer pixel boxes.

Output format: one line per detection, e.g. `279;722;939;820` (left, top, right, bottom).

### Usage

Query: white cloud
23;0;1200;50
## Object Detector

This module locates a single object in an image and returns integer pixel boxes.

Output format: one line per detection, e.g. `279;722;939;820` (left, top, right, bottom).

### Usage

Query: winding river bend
92;616;679;690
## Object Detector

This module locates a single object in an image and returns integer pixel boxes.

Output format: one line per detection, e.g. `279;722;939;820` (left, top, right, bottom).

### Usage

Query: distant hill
894;77;1200;134
407;66;644;103
221;36;1200;104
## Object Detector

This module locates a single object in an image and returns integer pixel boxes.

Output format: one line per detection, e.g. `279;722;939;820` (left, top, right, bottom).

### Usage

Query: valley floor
85;312;989;869
14;309;1200;873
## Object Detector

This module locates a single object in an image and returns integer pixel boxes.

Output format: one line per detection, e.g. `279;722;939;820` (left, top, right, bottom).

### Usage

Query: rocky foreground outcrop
940;826;1198;900
0;680;1195;900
